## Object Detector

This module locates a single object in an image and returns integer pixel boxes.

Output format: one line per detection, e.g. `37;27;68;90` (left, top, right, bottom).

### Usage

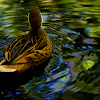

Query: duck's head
29;6;42;30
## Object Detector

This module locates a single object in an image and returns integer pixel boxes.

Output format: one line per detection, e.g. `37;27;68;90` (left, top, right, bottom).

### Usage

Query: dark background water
0;0;100;100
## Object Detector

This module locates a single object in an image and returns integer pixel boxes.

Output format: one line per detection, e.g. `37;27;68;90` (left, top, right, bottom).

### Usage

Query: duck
0;6;52;74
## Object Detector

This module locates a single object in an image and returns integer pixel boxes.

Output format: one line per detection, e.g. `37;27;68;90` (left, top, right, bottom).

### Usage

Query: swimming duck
0;6;52;74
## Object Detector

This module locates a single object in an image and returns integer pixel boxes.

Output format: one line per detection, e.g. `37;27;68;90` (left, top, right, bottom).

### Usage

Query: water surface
0;0;100;100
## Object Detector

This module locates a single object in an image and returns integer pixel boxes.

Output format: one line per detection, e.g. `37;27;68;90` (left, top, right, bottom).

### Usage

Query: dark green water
0;0;100;100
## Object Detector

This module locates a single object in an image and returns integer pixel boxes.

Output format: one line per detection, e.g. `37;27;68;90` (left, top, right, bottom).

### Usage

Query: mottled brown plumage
0;6;52;74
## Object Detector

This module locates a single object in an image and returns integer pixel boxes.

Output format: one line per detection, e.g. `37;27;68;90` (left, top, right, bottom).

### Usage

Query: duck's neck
28;26;43;36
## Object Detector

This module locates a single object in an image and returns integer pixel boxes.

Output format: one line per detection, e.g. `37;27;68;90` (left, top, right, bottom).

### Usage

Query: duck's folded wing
3;35;36;63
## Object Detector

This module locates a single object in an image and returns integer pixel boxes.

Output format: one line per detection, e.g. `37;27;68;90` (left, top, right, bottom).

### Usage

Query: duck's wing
3;35;36;63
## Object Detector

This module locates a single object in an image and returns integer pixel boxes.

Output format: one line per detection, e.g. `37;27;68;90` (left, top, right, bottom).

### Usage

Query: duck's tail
0;59;16;72
0;65;16;72
0;58;32;74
